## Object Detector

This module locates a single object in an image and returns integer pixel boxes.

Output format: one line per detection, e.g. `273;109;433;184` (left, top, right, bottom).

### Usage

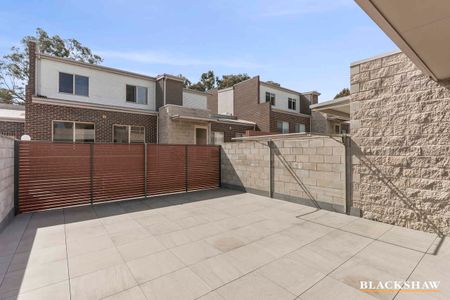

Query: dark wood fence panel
147;145;186;196
187;146;220;191
92;144;145;203
18;142;220;212
18;143;91;213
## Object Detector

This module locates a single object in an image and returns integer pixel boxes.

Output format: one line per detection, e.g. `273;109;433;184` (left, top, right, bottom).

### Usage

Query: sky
0;0;397;101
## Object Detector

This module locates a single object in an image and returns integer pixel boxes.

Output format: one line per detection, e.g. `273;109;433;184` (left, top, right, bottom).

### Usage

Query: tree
178;74;192;88
0;88;14;104
334;88;350;99
200;70;216;91
216;74;250;89
0;28;103;104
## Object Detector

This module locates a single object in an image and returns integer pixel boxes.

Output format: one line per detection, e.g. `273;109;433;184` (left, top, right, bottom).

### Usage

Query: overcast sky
0;0;397;100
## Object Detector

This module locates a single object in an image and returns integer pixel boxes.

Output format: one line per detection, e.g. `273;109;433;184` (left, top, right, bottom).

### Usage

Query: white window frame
58;72;89;97
194;125;209;145
126;84;148;105
288;98;297;111
112;124;146;144
52;120;95;142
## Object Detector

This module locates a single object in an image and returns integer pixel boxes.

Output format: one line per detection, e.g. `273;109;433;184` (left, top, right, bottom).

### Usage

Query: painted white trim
32;97;157;115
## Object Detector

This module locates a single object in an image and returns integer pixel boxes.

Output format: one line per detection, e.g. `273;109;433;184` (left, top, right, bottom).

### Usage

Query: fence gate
17;142;221;213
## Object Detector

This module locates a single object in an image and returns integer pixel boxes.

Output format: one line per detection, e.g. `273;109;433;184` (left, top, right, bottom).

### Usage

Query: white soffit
355;0;450;83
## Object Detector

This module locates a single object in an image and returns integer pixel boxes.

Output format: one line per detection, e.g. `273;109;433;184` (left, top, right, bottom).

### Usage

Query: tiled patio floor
0;189;448;300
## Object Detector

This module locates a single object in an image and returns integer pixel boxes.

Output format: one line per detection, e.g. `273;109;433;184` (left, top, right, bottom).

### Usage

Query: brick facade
351;52;450;235
211;122;254;142
270;110;310;133
233;77;272;132
26;103;157;143
0;121;24;139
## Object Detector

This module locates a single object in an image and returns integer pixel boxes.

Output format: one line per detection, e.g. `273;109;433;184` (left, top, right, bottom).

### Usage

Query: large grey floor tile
68;247;124;278
0;259;68;296
102;286;147;300
140;267;211;300
170;240;222;265
70;264;137;300
190;254;243;289
127;250;185;284
330;241;423;299
117;236;165;261
216;271;295;300
258;257;325;296
378;226;437;252
4;280;70;300
286;230;372;274
341;218;393;239
299;276;378;300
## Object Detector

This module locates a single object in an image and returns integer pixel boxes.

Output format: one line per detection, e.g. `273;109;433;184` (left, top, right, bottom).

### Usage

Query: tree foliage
334;88;350;99
0;28;103;104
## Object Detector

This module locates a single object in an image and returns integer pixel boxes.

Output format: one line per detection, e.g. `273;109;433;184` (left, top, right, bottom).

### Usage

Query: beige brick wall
0;136;15;232
350;52;450;235
221;137;346;211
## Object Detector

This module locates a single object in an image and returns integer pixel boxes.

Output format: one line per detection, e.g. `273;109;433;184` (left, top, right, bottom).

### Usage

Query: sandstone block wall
221;137;346;211
350;52;450;235
0;136;15;232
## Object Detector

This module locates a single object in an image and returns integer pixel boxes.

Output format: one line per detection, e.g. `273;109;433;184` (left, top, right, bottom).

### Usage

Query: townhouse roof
37;53;157;82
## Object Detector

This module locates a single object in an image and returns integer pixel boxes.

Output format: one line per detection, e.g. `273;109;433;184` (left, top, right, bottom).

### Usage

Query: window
53;121;94;142
265;92;275;106
277;121;289;134
288;98;297;110
295;123;306;133
113;125;145;143
211;132;225;145
126;85;148;104
59;72;89;96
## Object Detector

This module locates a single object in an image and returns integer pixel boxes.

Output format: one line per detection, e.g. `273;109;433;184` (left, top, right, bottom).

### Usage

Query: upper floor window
265;92;275;106
288;98;297;110
53;121;95;143
59;72;89;96
295;123;306;133
126;85;148;104
113;125;145;143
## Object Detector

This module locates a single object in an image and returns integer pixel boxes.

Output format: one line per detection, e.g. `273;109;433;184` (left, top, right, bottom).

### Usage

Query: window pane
136;87;148;104
53;121;73;142
126;85;136;102
211;132;224;145
130;126;145;143
114;125;129;143
75;123;95;143
59;73;73;94
75;75;89;96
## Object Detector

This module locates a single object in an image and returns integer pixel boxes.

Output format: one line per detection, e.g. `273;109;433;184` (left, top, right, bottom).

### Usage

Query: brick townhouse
208;76;320;134
24;42;255;144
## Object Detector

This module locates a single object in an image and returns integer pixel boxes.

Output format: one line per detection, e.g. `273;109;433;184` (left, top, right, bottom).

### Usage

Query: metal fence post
218;146;222;188
268;141;274;198
185;145;188;192
14;140;19;215
144;143;148;198
90;143;94;205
